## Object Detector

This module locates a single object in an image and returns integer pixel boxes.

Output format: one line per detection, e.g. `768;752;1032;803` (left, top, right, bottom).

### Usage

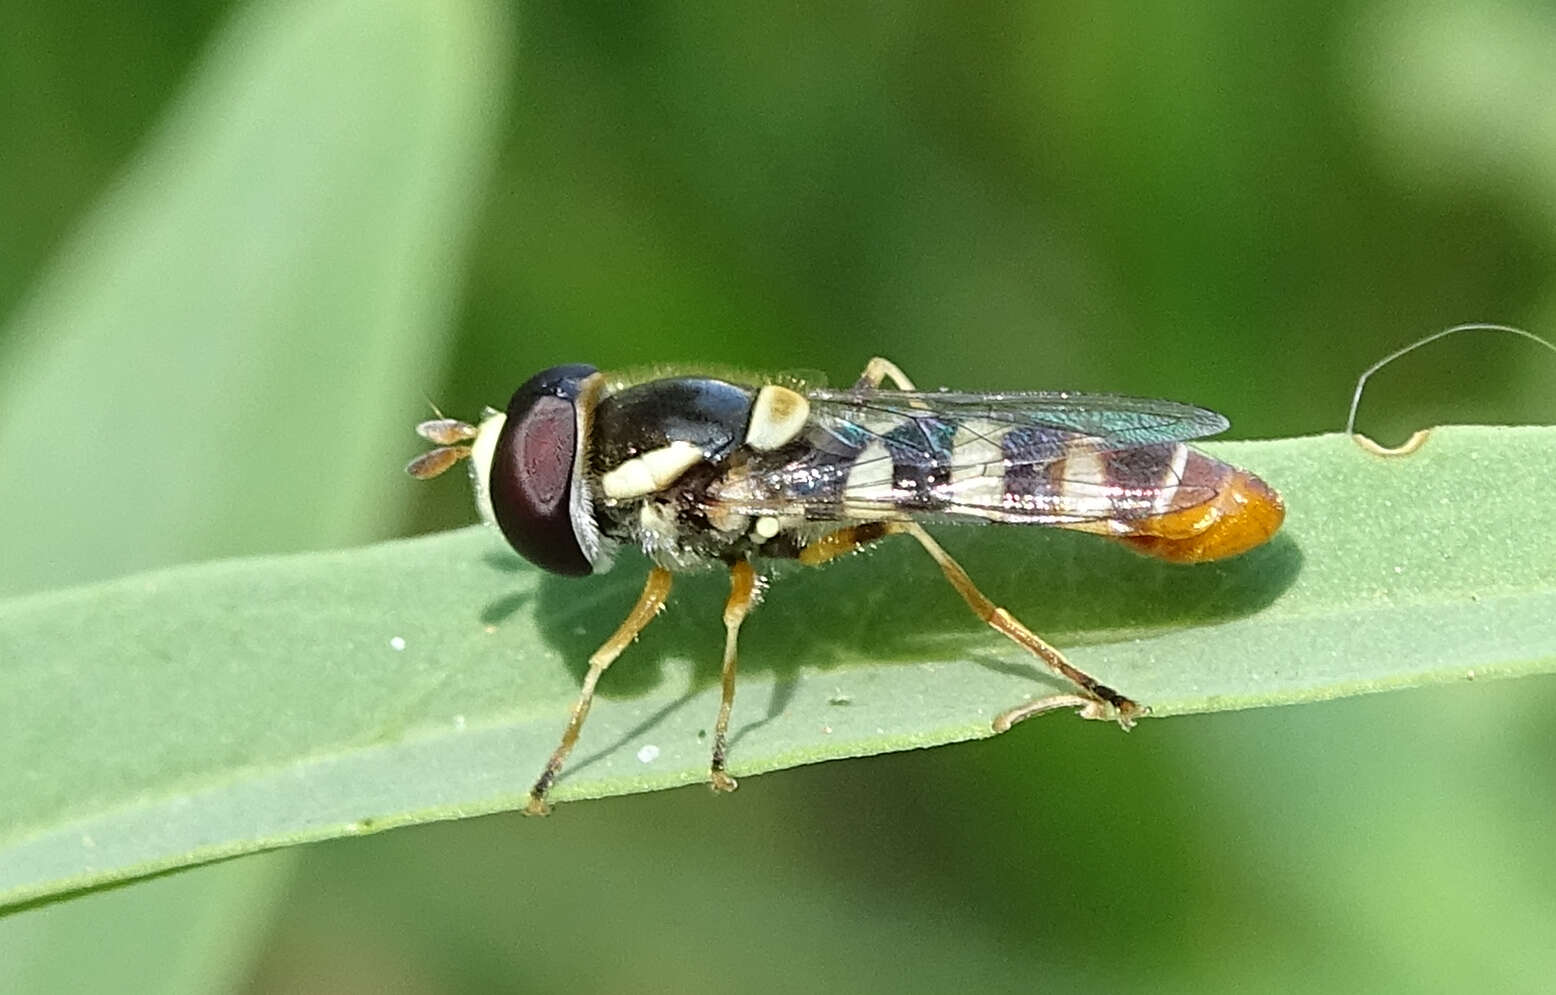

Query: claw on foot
710;769;739;793
993;692;1148;733
523;794;552;817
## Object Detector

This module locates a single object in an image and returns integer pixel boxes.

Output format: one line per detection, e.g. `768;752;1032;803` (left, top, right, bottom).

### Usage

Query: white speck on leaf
389;636;406;651
453;714;466;731
636;744;660;764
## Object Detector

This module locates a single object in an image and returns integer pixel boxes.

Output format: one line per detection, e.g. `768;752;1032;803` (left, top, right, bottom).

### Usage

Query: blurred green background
3;1;1554;992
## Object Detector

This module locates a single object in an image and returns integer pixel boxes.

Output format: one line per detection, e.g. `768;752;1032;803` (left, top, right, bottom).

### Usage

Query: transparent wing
712;389;1231;526
806;388;1228;449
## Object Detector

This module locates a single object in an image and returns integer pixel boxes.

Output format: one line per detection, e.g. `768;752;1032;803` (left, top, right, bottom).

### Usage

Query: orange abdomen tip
1118;469;1285;564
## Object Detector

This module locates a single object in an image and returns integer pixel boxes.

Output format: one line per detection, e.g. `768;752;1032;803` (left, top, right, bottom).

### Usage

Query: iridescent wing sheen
712;389;1232;527
807;389;1228;450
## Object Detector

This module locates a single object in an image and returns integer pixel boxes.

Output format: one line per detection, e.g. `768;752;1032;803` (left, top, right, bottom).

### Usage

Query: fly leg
887;521;1145;730
991;693;1108;732
854;357;918;390
793;521;1140;729
525;567;673;816
794;522;893;566
710;559;758;792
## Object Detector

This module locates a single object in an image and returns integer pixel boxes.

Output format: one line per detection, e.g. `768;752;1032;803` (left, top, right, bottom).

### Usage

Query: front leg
525;567;674;816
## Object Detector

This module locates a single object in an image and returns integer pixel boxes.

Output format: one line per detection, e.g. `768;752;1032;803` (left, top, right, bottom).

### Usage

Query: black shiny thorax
590;377;754;471
587;376;791;567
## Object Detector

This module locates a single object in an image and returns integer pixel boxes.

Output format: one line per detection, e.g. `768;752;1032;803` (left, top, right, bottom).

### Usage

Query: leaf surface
0;0;507;974
3;427;1554;907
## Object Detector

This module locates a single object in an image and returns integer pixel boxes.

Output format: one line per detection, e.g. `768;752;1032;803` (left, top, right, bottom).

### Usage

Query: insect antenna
407;417;479;479
405;445;473;479
415;418;479;445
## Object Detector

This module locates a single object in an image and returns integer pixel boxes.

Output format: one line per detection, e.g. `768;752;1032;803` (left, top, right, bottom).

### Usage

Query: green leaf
0;0;505;597
0;0;508;978
0;856;292;995
4;426;1554;908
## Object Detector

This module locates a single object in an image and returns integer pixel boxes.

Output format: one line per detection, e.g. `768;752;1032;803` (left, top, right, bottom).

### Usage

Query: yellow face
467;407;506;531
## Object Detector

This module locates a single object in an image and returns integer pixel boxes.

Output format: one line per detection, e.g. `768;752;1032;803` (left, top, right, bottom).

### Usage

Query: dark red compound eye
489;364;599;576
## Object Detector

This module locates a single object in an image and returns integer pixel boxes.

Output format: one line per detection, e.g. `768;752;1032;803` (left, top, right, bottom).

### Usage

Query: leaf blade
0;0;506;596
3;426;1554;907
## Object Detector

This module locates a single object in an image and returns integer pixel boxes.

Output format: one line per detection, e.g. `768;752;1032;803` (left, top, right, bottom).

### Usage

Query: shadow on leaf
518;524;1303;706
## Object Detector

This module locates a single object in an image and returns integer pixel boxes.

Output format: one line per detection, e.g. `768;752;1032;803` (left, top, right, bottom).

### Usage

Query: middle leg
709;559;758;792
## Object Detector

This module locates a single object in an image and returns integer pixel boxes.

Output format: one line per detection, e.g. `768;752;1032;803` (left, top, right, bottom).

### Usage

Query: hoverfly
408;357;1284;815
